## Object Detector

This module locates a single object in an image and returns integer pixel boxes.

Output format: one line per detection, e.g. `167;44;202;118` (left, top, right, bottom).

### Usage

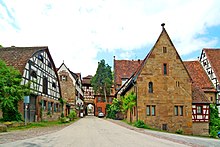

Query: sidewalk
107;119;220;147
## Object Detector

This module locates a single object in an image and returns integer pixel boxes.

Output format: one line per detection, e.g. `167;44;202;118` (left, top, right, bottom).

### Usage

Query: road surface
0;116;189;147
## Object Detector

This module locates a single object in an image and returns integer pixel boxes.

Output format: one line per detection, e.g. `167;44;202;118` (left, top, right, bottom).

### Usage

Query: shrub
60;117;69;123
175;129;183;134
61;112;64;118
68;110;77;120
134;120;149;129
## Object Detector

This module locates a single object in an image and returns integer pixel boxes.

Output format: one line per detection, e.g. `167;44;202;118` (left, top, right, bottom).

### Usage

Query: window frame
148;82;153;93
197;106;203;114
174;106;178;116
163;63;168;75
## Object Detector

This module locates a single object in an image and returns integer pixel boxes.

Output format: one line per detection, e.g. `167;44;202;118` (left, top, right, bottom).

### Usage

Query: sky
1;0;220;77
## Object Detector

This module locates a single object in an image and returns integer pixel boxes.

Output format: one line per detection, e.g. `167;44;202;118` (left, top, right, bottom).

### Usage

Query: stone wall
192;123;209;136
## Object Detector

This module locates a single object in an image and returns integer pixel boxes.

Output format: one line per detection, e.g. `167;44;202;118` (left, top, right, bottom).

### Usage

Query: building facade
57;63;84;116
200;49;220;115
0;46;62;122
184;61;215;135
116;24;193;134
82;75;95;116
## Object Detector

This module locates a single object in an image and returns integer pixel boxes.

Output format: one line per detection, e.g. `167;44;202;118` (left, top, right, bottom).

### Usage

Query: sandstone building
116;24;193;134
57;63;84;116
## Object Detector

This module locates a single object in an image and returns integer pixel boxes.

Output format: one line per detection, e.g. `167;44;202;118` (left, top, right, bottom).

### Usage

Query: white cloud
0;0;220;76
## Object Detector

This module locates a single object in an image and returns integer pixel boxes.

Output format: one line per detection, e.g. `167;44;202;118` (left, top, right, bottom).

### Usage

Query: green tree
209;104;220;137
122;91;137;123
91;59;113;102
106;98;122;119
0;60;30;121
0;45;3;48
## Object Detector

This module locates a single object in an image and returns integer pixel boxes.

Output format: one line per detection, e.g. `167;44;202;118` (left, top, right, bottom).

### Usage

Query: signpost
24;96;30;125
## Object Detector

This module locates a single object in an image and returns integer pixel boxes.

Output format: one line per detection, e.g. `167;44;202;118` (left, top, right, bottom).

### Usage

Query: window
180;106;183;116
38;54;43;62
151;106;155;116
43;77;48;94
163;47;167;53
174;106;178;116
197;106;202;114
162;124;167;131
210;97;213;101
148;82;153;93
52;82;56;88
48;62;52;68
146;105;150;116
176;81;180;87
163;63;167;75
146;105;156;116
60;75;67;81
98;97;101;102
43;100;47;110
30;70;37;78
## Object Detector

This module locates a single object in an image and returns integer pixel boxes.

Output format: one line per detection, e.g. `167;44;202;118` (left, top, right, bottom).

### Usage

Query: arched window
149;82;153;93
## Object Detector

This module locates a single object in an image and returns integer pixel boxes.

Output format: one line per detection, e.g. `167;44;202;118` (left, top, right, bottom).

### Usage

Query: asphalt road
0;116;189;147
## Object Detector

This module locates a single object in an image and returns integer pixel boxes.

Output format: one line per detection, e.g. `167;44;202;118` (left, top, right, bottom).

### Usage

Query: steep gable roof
114;59;142;87
57;62;78;80
184;61;216;92
0;46;49;74
117;23;192;95
203;48;220;82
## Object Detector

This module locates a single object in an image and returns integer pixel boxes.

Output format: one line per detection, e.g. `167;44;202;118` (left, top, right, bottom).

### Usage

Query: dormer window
38;54;43;62
30;70;37;78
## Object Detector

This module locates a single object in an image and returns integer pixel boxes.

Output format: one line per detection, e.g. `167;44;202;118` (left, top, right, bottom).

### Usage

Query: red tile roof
114;59;142;87
82;75;93;85
184;61;216;92
203;48;220;82
192;86;210;104
0;46;48;74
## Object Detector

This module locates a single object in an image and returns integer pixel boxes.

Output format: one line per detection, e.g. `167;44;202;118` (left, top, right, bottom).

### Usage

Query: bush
175;129;183;134
209;104;220;138
134;120;149;129
61;112;64;118
68;110;77;120
60;117;69;123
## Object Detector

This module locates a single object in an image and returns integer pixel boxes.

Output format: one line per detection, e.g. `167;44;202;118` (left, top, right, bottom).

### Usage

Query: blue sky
1;0;220;77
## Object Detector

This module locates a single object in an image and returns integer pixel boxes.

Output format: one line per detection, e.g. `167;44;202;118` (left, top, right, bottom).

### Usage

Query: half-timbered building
184;61;215;135
82;75;95;116
200;49;220;115
0;46;62;122
57;63;84;116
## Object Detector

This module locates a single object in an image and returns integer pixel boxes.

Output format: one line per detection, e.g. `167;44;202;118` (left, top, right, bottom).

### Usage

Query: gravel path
0;123;72;144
